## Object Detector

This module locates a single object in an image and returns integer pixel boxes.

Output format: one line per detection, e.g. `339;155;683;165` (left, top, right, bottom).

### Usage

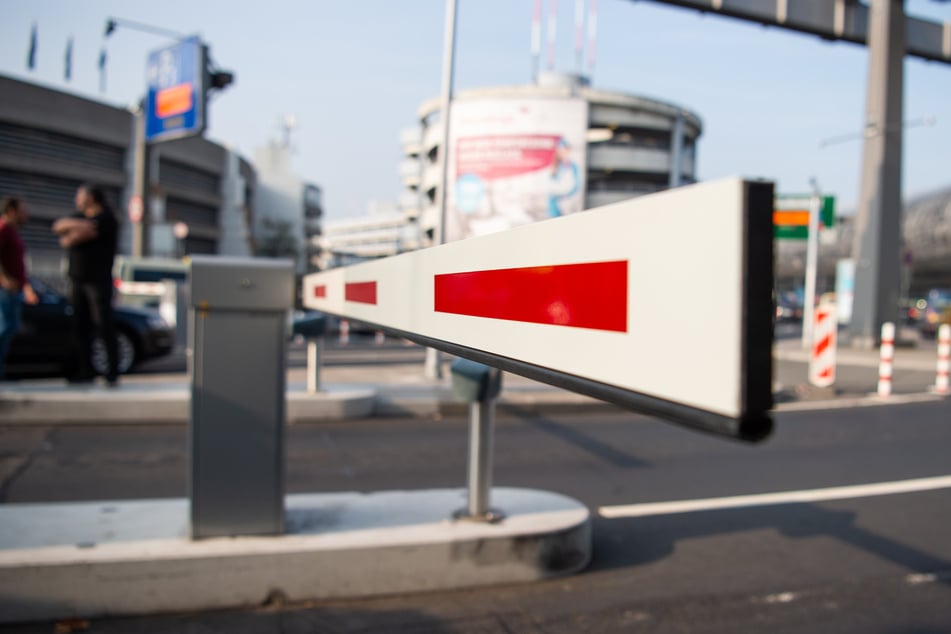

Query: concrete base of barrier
0;487;591;624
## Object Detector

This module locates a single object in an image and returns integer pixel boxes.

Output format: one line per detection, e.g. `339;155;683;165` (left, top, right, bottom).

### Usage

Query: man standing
0;197;39;380
53;184;120;386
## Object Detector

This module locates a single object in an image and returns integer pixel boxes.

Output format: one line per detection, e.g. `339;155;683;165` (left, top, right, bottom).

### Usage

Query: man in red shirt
0;196;38;380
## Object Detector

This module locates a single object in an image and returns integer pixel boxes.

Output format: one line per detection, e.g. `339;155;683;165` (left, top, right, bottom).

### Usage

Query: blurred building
318;201;423;269
253;140;323;275
320;72;702;261
0;74;325;287
410;72;703;245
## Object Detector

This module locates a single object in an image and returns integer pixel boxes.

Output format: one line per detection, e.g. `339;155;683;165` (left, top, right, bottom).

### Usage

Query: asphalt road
2;397;950;632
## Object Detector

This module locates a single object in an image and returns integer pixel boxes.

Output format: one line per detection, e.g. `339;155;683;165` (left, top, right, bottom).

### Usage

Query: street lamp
425;0;459;380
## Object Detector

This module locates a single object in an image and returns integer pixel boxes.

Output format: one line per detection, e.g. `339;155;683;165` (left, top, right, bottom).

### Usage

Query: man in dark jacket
53;184;120;386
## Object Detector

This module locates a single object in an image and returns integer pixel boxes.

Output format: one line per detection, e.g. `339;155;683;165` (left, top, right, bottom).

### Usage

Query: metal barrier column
188;256;294;539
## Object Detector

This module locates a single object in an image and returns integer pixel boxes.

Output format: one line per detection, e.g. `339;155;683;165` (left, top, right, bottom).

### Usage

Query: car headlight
147;314;170;329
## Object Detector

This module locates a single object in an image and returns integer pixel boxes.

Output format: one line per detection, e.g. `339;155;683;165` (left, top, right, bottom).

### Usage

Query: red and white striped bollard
877;322;895;397
809;303;836;388
934;323;950;395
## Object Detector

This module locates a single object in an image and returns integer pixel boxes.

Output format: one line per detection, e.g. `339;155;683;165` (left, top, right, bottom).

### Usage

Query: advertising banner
446;97;588;242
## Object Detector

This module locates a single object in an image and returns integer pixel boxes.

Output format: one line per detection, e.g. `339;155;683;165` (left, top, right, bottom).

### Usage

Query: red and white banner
303;178;775;440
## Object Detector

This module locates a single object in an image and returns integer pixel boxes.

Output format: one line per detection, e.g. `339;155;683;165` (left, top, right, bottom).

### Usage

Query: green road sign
774;194;836;240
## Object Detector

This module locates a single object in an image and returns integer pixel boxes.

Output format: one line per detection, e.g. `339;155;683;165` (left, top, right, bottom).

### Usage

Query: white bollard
809;303;837;387
339;319;350;346
934;323;950;395
877;322;895;397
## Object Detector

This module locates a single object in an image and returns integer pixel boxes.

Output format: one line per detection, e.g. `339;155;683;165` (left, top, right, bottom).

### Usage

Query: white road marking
906;573;937;585
598;475;951;519
764;592;798;604
775;392;944;411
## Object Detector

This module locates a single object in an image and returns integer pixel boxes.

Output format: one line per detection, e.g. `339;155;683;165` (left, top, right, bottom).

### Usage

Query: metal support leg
306;337;322;394
450;359;504;523
460;397;504;521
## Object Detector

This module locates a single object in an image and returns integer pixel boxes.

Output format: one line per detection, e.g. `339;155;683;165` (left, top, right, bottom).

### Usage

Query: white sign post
802;181;822;350
303;178;775;442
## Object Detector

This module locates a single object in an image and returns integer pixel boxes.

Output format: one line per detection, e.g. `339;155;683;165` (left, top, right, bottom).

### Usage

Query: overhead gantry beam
636;0;949;346
634;0;951;64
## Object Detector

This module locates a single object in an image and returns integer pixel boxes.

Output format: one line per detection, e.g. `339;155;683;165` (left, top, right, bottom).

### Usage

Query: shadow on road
504;408;651;469
591;502;951;586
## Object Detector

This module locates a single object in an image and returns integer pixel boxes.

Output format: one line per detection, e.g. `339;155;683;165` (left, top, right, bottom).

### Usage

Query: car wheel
92;331;136;376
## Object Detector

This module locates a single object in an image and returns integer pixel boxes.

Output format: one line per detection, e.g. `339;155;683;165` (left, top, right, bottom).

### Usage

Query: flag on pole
64;36;73;81
587;0;598;77
98;47;108;93
27;23;37;70
531;0;541;81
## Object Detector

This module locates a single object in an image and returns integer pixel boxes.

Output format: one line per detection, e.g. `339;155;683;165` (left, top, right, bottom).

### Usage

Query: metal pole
107;17;189;41
425;0;458;381
802;180;821;350
466;400;495;517
668;112;685;189
131;106;150;258
848;0;905;348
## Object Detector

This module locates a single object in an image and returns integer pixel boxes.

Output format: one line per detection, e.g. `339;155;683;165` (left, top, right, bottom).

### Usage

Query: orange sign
773;209;810;226
156;83;193;119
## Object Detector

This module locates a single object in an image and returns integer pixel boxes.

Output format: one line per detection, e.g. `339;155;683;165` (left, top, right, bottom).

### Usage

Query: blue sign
145;36;206;143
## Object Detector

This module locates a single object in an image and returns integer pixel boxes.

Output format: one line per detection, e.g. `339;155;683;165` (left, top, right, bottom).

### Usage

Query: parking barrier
809;303;836;387
877;322;895;397
934;323;950;395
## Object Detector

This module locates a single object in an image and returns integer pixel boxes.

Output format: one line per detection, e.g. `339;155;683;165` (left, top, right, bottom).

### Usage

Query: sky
1;0;950;221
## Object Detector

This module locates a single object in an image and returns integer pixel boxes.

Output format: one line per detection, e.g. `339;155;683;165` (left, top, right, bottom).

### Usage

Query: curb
1;383;945;425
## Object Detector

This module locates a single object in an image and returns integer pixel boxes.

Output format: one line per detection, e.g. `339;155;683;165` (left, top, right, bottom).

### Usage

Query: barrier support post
306;340;322;394
292;314;327;395
450;358;504;522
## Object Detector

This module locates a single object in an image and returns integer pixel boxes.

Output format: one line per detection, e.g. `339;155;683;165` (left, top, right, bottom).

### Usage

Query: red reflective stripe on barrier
345;281;377;305
434;260;628;332
314;285;327;298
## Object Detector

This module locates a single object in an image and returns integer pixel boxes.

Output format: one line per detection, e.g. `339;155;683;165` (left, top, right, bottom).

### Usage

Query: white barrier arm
303;178;775;442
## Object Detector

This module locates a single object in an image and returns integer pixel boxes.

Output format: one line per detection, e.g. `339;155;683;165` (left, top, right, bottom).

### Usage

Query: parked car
5;279;175;379
921;288;951;338
112;255;189;309
775;290;804;322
